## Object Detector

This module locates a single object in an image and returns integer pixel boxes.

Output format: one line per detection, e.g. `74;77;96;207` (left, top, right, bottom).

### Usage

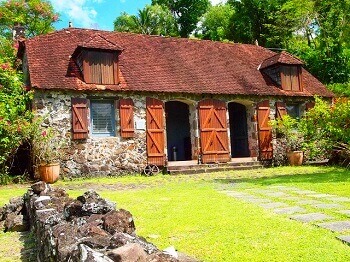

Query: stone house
18;28;334;176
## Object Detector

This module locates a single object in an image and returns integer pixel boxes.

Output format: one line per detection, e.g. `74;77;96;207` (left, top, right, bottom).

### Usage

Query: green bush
327;83;350;97
0;59;33;176
271;97;350;164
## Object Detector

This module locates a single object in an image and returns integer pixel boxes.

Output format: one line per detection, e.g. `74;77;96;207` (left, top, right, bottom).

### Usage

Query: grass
0;166;349;261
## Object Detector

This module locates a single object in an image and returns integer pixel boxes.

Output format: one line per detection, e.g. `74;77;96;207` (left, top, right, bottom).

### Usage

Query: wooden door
257;100;273;160
146;97;165;166
198;99;230;163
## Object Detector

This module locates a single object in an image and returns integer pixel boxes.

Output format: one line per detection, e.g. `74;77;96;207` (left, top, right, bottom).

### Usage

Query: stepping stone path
290;213;333;223
338;210;350;217
307;193;335;199
259;202;288;209
221;184;350;247
313;203;344;209
337;236;350;246
330;197;350;203
273;206;306;215
297;200;324;205
317;221;350;232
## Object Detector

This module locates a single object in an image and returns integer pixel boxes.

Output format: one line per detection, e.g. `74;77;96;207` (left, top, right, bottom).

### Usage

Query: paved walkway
221;185;350;246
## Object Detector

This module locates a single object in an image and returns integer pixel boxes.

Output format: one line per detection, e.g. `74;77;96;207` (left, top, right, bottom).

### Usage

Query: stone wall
33;90;147;177
33;89;314;176
0;181;180;261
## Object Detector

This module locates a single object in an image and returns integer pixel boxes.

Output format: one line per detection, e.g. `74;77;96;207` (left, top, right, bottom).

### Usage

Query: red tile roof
21;28;333;97
79;34;123;51
259;51;304;70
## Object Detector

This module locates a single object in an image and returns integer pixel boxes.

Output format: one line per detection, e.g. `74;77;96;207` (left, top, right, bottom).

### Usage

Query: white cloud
50;0;100;28
210;0;227;5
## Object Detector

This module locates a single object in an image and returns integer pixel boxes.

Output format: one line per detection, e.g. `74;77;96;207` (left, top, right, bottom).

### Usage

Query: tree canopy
196;4;234;41
0;0;57;178
0;0;58;38
114;4;177;36
151;0;210;37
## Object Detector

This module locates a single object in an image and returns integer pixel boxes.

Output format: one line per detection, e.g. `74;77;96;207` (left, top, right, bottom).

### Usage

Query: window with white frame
90;100;115;136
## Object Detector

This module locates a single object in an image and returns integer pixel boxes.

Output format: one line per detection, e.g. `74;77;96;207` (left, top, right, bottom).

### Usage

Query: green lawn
0;166;350;261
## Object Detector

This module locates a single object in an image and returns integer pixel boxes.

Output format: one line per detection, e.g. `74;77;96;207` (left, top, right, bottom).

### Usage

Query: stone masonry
33;89;313;176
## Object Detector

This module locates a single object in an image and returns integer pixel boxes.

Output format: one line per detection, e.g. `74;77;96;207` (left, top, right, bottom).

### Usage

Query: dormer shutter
280;66;302;91
83;51;118;85
72;98;88;139
119;98;134;138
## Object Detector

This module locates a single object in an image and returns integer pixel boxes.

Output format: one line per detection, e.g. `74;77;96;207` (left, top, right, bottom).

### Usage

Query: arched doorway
165;101;192;161
228;102;250;158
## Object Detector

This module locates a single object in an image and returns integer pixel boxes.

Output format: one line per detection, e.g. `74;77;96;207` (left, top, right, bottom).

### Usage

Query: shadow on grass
214;167;350;187
20;231;36;262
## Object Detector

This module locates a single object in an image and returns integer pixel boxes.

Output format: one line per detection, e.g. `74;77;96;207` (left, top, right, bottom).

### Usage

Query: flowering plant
31;123;63;165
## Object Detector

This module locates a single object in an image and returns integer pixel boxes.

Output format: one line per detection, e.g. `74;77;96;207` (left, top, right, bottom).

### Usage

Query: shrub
0;59;33;176
271;97;350;164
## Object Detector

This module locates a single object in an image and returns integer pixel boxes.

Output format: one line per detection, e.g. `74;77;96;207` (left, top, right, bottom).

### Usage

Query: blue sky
50;0;225;31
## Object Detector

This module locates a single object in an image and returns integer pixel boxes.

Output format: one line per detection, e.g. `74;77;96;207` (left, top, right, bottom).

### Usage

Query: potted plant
31;125;63;183
271;115;304;166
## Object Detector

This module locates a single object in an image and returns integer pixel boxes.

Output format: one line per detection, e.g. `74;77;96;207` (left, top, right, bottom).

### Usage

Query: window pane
286;104;300;118
91;101;115;136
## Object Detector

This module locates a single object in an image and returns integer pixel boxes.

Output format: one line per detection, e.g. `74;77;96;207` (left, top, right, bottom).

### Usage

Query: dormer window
78;50;119;85
259;51;303;92
72;34;124;85
280;65;302;92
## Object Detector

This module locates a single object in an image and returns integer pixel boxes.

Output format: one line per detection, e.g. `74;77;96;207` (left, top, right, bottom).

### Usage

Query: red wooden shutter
119;98;134;138
198;99;230;164
146;97;165;166
290;66;300;91
100;52;115;85
72;98;88;140
281;66;292;91
257;100;273;160
305;102;315;111
83;51;117;85
281;66;302;91
275;102;287;119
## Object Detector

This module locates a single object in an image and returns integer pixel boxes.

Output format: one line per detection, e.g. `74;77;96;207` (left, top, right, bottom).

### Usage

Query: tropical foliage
0;0;57;180
114;4;177;36
271;97;350;165
0;57;33;176
151;0;210;37
0;0;58;38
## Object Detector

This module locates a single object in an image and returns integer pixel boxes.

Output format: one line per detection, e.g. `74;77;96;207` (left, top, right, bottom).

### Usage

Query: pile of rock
0;195;29;232
0;182;185;262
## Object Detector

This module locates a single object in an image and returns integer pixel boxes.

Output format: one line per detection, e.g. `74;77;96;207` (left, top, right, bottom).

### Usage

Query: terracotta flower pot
38;162;60;183
287;151;304;166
